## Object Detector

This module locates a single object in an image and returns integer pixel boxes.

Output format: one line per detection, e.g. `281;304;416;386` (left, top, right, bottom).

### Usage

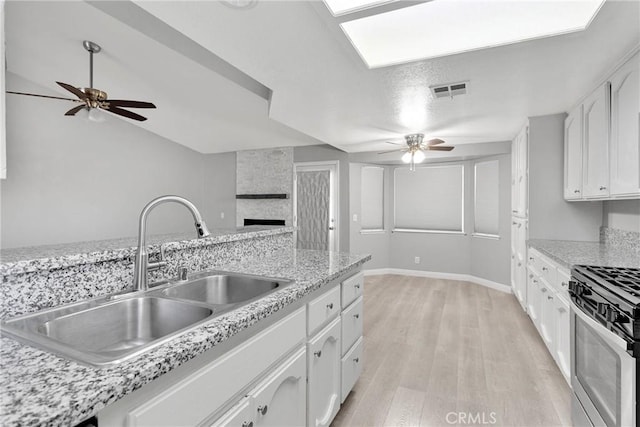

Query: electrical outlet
353;214;358;222
414;256;420;264
220;212;225;219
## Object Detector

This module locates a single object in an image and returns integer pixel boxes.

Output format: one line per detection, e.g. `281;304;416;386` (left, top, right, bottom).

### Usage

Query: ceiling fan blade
425;138;445;145
6;90;83;102
106;99;156;109
64;105;87;116
385;141;404;146
56;81;89;100
103;105;148;121
377;149;404;154
427;145;454;151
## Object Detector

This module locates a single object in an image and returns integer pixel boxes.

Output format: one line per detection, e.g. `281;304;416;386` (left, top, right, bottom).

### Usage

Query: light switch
220;212;225;219
353;214;358;222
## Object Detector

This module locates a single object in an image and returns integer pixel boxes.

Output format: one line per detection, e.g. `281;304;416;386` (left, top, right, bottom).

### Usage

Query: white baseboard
363;268;512;294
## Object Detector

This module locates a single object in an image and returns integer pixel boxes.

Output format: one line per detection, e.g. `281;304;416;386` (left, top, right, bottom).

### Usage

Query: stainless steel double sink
0;272;294;367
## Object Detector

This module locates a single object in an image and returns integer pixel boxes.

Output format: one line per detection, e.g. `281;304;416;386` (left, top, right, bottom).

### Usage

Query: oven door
571;302;636;427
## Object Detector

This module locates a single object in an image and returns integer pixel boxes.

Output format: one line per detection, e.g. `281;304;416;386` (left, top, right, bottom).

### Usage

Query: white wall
294;145;350;252
603;200;640;232
1;73;236;248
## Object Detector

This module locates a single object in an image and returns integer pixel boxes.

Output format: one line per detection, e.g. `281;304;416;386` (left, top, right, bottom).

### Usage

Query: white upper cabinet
564;105;583;199
564;48;640;201
609;51;640;197
582;83;610;198
511;126;528;217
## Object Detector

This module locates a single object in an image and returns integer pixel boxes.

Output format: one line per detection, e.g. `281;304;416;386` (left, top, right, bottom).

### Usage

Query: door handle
329;227;335;230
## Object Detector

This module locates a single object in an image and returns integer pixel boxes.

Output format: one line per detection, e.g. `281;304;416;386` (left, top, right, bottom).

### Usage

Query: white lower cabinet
307;317;341;427
251;347;307;427
209;398;253;427
527;248;571;386
341;337;363;403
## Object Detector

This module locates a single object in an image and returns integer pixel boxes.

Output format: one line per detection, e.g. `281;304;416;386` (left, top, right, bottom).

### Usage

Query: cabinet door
564;105;584;199
251;348;306;427
517;127;528;216
610;51;640;197
307;317;341;427
526;271;540;325
554;295;571;384
511;135;519;215
539;282;556;354
582;84;610;198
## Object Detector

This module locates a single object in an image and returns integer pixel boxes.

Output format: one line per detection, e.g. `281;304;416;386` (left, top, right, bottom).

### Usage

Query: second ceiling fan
379;133;455;170
6;40;156;122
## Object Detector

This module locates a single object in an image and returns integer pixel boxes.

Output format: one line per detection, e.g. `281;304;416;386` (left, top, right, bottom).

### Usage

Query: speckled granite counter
0;249;371;427
0;226;293;275
528;239;640;270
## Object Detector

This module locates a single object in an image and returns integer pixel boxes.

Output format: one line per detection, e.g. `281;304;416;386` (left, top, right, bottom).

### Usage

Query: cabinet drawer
342;272;363;308
127;307;306;427
308;286;340;336
556;268;571;301
538;256;557;286
208;397;252;427
341;297;363;355
341;337;363;404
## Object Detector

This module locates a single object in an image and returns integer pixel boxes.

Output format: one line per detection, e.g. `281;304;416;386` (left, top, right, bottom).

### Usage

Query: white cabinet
209;398;253;427
564;48;640;201
609;51;640;197
250;348;306;427
511;217;527;310
527;248;571;386
564;105;583;199
582;83;610;198
307;317;341;427
554;294;571;383
511;126;528;217
341;337;363;402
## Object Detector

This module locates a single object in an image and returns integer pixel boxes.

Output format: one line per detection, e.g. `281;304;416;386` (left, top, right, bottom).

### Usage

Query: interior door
294;162;338;251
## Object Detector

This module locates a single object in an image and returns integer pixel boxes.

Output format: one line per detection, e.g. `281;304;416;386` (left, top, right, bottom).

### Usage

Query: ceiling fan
6;40;156;122
379;133;455;171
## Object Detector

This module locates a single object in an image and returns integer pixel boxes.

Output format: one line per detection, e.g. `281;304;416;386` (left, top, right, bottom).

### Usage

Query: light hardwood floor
331;274;572;427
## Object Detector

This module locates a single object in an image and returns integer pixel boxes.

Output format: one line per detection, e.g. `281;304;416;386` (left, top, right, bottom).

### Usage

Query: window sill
472;233;500;240
360;229;386;235
392;228;466;235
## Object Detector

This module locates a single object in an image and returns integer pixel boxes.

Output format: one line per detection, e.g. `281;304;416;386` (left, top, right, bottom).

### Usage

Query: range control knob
606;307;620;323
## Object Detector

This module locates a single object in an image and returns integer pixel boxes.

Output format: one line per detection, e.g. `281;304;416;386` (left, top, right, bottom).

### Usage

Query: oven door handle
571;301;632;354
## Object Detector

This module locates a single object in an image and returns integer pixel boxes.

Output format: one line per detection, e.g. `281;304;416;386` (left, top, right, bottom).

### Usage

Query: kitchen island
0;228;370;426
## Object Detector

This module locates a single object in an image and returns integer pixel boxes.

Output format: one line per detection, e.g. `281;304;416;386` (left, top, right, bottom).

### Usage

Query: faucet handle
177;266;189;281
148;244;168;272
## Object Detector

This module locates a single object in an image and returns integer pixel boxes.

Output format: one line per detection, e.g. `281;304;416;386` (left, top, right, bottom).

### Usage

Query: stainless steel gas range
569;265;640;427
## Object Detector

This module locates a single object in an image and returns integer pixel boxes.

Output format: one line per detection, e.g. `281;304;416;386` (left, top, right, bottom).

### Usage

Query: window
474;160;500;237
360;166;384;231
394;164;464;233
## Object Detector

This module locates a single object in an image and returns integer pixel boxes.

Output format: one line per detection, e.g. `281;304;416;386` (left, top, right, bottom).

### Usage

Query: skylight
323;0;397;16
339;0;605;68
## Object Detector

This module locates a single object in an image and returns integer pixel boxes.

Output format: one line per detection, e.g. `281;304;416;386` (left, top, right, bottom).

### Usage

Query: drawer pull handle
548;296;554;300
257;405;268;415
562;282;568;288
542;267;548;271
353;314;360;319
242;422;254;427
355;284;361;289
529;257;534;261
574;189;580;194
600;186;607;191
559;307;567;314
541;288;547;293
353;357;360;363
327;303;334;310
314;350;322;358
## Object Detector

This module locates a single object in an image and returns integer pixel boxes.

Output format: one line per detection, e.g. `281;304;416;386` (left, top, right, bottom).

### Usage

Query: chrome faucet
133;195;211;291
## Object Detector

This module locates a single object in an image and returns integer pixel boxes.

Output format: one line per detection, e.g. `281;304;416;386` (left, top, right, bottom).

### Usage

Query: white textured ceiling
5;0;640;158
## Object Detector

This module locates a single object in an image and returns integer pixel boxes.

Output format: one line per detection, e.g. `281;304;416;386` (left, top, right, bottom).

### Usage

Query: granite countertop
0;226;294;275
0;249;371;427
528;239;640;270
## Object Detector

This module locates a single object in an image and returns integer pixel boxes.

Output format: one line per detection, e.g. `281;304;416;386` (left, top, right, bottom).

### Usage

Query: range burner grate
576;265;640;300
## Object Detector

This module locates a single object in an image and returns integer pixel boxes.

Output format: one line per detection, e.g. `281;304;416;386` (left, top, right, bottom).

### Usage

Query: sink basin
161;273;293;306
1;296;214;366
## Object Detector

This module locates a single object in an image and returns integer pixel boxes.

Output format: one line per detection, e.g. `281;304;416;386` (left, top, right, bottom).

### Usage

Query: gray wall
528;114;602;241
603;200;640;232
1;73;236;248
350;154;512;286
294;145;350;252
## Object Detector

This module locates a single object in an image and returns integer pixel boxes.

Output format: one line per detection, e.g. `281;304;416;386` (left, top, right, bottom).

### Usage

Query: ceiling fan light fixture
401;152;412;163
84;107;106;123
413;150;425;163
